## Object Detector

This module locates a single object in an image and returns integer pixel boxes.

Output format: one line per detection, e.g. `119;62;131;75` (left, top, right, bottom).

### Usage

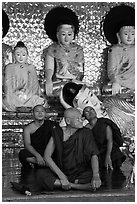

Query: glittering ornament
2;2;134;88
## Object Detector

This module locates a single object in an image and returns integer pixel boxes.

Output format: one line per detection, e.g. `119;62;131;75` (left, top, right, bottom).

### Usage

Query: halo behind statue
2;9;10;38
44;6;79;42
103;4;135;44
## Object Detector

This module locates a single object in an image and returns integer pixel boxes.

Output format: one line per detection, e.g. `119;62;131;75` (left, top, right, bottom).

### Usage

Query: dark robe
91;118;126;169
36;126;99;191
19;120;57;166
12;126;99;193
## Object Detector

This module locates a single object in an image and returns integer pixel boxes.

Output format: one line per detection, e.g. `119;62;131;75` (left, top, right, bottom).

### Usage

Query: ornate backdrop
2;2;135;88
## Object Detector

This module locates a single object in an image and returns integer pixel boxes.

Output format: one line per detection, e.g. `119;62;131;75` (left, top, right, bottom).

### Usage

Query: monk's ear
65;117;71;125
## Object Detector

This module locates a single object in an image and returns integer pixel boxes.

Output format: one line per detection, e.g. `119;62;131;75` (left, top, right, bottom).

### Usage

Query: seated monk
36;107;101;192
83;106;126;170
19;104;57;168
11;108;101;195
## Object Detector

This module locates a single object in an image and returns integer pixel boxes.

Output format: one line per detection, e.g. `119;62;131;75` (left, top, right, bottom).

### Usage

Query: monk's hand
112;82;122;95
36;154;45;166
60;177;71;190
91;174;101;190
105;155;113;171
45;79;53;96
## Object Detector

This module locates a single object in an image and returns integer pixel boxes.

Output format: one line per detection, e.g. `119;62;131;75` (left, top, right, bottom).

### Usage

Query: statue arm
107;47;122;83
27;65;41;95
4;65;15;95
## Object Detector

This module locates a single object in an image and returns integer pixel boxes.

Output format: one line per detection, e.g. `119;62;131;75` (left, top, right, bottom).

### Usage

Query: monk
36;108;101;191
19;104;57;168
83;106;126;170
11;107;101;195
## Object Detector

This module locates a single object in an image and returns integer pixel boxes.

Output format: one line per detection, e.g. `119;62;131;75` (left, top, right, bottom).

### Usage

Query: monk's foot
11;182;32;196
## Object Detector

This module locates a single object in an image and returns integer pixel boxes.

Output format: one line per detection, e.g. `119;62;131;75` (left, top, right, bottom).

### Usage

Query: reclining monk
83;106;126;170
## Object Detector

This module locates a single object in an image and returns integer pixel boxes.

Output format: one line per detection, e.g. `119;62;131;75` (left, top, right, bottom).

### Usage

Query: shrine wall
2;2;134;88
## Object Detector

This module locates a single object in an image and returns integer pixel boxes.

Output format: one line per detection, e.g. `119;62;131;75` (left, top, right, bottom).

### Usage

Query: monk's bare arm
106;126;113;156
105;125;113;169
44;137;66;179
44;137;71;189
91;155;101;189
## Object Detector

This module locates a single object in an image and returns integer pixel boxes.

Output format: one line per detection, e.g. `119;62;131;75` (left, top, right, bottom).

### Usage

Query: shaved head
33;104;45;113
64;108;80;119
64;108;83;129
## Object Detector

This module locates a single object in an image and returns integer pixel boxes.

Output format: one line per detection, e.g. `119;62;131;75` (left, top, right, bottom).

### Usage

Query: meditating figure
19;104;57;168
3;41;46;111
103;4;135;95
43;6;84;96
83;106;126;170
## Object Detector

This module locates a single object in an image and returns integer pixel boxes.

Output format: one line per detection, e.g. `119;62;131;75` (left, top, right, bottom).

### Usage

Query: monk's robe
36;126;99;191
19;120;57;166
91;118;126;169
11;126;99;194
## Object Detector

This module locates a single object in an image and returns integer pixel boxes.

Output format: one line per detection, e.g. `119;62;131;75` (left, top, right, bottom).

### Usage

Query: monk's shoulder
24;121;35;134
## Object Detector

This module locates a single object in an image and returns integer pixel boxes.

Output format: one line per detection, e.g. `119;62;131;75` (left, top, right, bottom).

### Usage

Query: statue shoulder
72;42;83;51
6;63;15;69
27;63;35;70
108;44;121;54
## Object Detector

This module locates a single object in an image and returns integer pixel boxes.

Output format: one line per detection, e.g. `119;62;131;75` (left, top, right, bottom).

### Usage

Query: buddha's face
57;24;74;47
14;47;28;64
73;85;102;112
118;26;135;45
